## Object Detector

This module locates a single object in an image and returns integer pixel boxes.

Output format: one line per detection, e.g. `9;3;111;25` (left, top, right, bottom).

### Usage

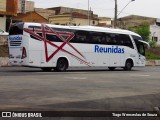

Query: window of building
152;36;158;42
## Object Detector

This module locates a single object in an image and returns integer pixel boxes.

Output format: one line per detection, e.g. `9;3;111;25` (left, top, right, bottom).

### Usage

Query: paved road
0;66;160;119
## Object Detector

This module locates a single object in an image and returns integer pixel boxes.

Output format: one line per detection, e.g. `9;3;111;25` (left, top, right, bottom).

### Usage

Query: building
117;15;156;29
12;11;48;23
48;6;98;26
48;6;93;16
18;0;34;13
49;12;98;26
98;17;112;27
150;19;160;45
34;8;55;19
0;0;18;31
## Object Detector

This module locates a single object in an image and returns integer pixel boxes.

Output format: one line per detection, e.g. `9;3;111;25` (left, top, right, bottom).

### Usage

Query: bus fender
125;58;134;67
56;56;70;67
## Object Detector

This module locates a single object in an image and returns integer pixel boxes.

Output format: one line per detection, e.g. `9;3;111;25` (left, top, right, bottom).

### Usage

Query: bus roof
23;22;141;37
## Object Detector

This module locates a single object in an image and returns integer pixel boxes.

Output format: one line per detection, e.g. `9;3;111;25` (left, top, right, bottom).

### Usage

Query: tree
129;24;157;47
128;24;150;42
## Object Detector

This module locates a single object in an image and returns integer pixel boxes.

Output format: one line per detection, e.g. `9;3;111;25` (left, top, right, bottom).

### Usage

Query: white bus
8;22;148;71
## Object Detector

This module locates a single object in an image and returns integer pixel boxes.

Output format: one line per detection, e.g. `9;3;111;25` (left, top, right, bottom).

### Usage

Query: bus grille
10;41;22;46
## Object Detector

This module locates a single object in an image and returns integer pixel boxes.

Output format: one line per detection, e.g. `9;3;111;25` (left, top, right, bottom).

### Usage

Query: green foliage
128;24;151;42
128;24;158;48
149;40;157;48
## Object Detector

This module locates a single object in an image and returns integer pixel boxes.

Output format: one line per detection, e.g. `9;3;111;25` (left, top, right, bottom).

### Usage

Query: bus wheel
108;67;116;71
124;60;133;71
55;58;68;72
41;67;52;72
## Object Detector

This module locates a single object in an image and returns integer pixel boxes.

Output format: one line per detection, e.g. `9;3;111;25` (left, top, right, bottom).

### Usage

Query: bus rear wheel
124;60;133;71
55;58;68;72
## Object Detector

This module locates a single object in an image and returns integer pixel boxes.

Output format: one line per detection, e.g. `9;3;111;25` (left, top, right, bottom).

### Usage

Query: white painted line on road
64;77;87;80
129;74;150;77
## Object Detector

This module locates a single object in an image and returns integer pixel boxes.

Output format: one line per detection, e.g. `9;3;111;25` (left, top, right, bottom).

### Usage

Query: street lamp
117;0;135;17
114;0;135;28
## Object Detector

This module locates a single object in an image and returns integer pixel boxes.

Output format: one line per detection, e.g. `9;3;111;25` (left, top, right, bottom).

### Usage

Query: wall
0;57;9;66
0;16;6;31
73;18;98;26
0;0;6;12
0;35;8;45
6;0;18;16
49;14;98;26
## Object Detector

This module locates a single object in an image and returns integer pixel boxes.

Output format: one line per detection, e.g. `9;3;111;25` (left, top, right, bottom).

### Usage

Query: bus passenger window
74;31;89;43
91;32;106;44
118;34;134;48
46;34;62;42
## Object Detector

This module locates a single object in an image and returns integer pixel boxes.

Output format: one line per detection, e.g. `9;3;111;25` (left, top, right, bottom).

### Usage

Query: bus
8;22;148;71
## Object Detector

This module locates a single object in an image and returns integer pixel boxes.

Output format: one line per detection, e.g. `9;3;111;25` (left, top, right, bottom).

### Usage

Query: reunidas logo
94;45;124;53
9;36;22;41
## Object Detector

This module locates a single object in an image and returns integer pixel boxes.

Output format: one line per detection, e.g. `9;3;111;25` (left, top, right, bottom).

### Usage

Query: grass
146;51;160;59
146;47;160;60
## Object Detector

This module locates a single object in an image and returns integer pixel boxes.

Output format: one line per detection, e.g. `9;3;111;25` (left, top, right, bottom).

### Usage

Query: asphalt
0;66;160;120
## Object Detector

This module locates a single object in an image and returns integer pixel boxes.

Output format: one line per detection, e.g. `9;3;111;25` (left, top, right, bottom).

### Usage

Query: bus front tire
55;58;68;72
124;60;133;71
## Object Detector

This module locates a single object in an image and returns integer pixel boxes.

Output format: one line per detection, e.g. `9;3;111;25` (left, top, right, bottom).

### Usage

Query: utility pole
114;0;117;28
114;0;135;28
88;0;90;25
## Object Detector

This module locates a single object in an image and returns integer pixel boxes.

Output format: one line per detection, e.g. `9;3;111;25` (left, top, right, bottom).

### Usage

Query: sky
32;0;160;19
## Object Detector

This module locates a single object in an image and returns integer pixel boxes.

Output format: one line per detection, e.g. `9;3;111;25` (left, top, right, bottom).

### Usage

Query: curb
146;60;160;66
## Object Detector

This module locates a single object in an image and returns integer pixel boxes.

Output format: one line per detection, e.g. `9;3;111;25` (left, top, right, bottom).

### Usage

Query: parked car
0;29;8;35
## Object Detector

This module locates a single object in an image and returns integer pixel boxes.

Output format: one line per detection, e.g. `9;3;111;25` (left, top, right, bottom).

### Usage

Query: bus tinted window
132;35;143;41
91;32;106;44
29;26;42;30
46;34;62;42
72;31;90;43
106;33;118;45
43;28;133;48
118;34;134;48
9;22;24;35
28;26;42;40
105;33;133;48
